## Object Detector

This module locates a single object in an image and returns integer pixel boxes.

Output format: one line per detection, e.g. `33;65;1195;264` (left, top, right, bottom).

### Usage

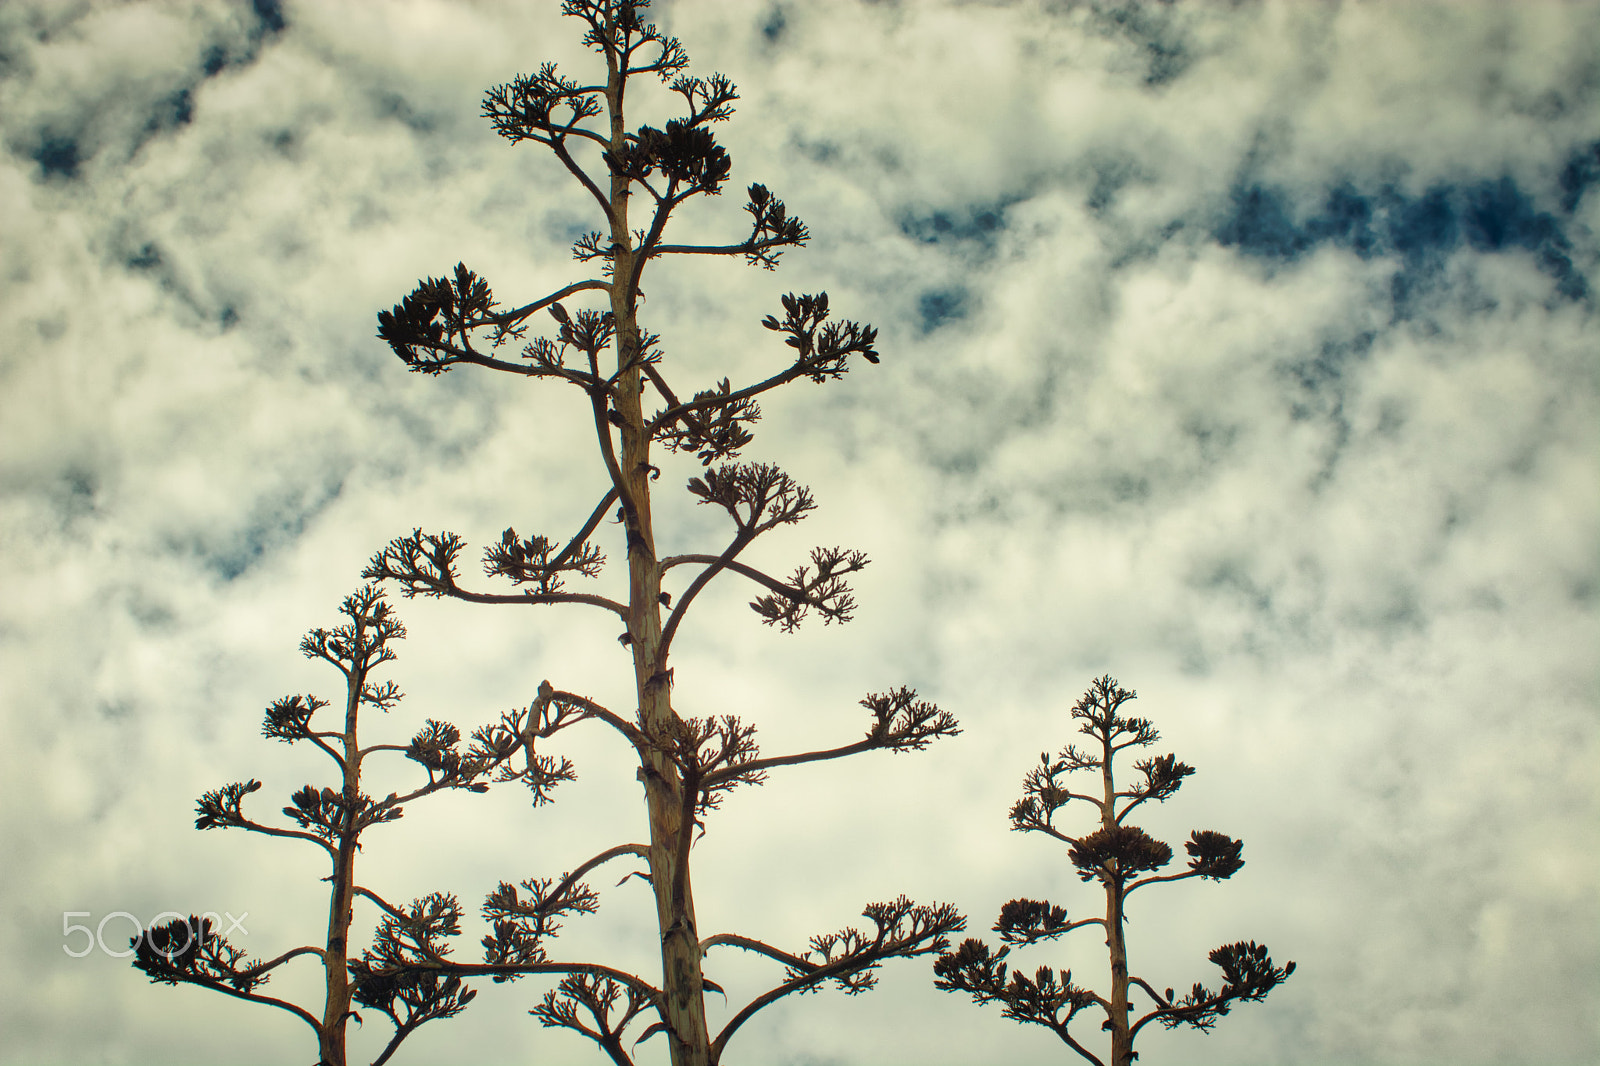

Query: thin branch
159;974;326;1033
699;932;809;970
462;587;630;616
640;361;682;411
550;137;618;228
478;278;612;330
230;819;340;859
354;886;409;922
239;944;328;980
1128;976;1171;1009
709;960;834;1058
395;341;598;380
700;735;879;788
1057;1027;1109;1066
644;361;817;437
403;569;627;617
586;387;645;557
394;958;659;1001
1115;797;1153;822
304;733;347;772
627;186;679;297
647;240;803;260
659;553;799;599
657;534;757;660
1050;789;1107;811
1126;870;1199;896
1026;823;1081;847
547;843;651;909
553;487;621;571
548;689;649;750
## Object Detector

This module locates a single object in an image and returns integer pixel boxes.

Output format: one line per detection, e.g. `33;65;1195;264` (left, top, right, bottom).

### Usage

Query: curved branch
1126;870;1198;896
659;553;797;599
1023;822;1081;848
354;885;409;922
240;944;328;980
548;843;651;906
549;689;649;750
627;187;679;298
699;932;809;970
163;974;326;1033
705;941;892;1063
478;278;612;330
288;729;347;773
1055;1026;1109;1066
557;125;614;149
657;534;756;661
231;819;339;859
1127;977;1178;1038
1129;976;1171;1009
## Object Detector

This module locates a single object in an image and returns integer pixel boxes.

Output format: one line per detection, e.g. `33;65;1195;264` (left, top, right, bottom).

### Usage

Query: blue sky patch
1216;173;1589;305
31;131;80;179
917;287;969;333
897;202;1009;252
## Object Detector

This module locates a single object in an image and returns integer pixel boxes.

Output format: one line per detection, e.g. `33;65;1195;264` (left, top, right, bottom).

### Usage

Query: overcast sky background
1;1;1596;1064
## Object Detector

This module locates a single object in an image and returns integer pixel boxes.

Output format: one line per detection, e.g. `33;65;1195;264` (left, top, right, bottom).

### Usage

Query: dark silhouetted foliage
935;676;1292;1066
360;4;962;1064
134;587;539;1066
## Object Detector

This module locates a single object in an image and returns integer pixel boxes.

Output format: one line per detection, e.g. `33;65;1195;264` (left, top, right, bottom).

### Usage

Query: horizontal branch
390;957;659;1001
1126;870;1199;895
452;588;629;617
646;242;757;258
400;340;600;381
659;553;794;599
699;932;809;971
365;533;629;620
228;818;339;859
478;278;612;330
701;735;877;788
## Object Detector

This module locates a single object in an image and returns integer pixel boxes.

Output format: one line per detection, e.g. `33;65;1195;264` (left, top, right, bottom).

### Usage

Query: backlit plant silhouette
131;585;541;1066
360;2;963;1063
934;676;1293;1066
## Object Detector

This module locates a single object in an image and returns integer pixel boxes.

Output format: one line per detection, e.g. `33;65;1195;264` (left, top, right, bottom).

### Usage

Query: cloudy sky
2;1;1596;1064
